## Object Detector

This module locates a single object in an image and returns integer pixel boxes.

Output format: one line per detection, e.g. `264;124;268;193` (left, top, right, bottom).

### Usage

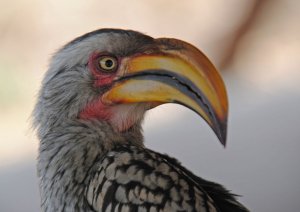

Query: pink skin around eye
88;52;119;87
80;52;117;120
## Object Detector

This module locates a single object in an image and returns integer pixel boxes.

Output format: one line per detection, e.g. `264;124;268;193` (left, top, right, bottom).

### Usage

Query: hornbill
33;29;249;212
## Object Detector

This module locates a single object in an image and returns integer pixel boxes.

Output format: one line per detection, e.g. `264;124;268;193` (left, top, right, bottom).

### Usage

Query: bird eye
98;56;118;72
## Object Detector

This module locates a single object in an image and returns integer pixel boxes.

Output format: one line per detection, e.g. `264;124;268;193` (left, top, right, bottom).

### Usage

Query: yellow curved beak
102;38;228;146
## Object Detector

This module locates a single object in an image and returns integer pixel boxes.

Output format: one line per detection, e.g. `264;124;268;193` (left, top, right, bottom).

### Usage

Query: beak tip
216;119;227;147
220;135;227;147
217;133;226;147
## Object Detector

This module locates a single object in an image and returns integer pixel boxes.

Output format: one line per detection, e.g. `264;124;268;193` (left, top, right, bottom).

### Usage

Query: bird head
34;29;228;146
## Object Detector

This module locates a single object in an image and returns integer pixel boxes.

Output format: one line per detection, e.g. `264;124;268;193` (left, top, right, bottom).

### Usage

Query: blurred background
0;0;299;211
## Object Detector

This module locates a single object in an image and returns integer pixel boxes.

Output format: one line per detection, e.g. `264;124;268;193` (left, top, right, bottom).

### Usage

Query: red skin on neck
80;99;142;132
79;99;112;121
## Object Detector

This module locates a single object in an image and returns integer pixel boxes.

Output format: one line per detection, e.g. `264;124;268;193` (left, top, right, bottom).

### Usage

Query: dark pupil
105;59;113;68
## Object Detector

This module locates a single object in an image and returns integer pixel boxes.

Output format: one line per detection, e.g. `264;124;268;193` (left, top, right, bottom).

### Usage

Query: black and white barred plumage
86;145;248;212
34;29;249;212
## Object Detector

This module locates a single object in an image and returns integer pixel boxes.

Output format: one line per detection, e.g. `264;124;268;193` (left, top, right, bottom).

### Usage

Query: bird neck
37;118;144;210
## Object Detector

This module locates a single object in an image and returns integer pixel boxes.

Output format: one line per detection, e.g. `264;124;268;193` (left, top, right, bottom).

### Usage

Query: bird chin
109;103;150;132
